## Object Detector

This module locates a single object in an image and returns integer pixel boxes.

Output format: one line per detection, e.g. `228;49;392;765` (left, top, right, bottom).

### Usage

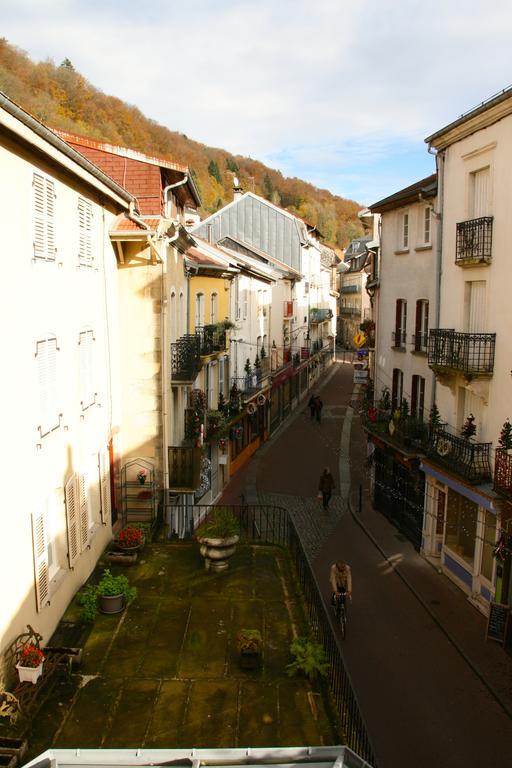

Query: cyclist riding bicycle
329;560;352;604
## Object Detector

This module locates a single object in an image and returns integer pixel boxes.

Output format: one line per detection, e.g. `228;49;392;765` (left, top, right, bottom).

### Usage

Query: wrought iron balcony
494;448;512;495
231;372;264;397
310;307;333;323
427;425;492;484
170;334;201;382
412;332;428;353
340;285;361;294
340;306;360;316
392;330;407;349
363;406;429;453
196;324;227;357
456;217;493;266
428;329;495;376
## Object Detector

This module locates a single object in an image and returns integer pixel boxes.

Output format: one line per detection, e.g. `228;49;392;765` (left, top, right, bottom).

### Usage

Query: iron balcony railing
196;324;227;357
340;306;360;316
170;334;201;381
362;406;429;453
340;284;361;294
412;332;428;353
164;503;376;766
456;216;493;265
494;448;512;495
231;372;265;397
392;329;407;349
310;307;333;323
428;329;496;376
427;425;492;484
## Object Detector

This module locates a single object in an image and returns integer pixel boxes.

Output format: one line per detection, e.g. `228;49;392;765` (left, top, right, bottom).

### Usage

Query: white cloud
2;0;512;200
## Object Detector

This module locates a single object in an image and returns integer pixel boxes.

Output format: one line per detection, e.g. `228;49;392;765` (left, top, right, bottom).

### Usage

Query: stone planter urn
198;535;239;572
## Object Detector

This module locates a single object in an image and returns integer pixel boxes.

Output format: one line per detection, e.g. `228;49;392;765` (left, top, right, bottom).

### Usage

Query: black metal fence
456;216;493;265
167;503;376;766
428;329;495;375
196;324;227;356
171;335;201;381
428;425;492;484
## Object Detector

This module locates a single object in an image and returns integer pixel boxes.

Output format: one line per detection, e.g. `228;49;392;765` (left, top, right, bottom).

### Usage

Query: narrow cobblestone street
221;360;512;768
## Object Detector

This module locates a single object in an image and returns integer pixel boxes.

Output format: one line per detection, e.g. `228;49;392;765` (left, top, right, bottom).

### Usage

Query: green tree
263;173;273;201
226;157;239;174
208;159;221;183
499;419;512;449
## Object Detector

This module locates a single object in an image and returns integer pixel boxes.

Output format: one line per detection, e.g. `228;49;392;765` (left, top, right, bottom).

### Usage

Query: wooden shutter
392;369;399;411
418;377;425;419
78;197;93;265
33;173;56;260
65;474;80;567
32;512;49;611
45;177;56;256
415;301;421;349
79;330;95;409
411;375;418;417
395;300;401;343
472;167;490;218
78;471;90;550
37;337;58;436
99;451;112;525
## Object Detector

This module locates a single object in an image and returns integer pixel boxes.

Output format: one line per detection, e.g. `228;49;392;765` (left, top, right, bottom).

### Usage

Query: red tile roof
110;214;159;233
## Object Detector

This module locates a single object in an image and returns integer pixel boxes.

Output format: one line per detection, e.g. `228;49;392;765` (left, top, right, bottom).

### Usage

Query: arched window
210;292;218;323
195;292;204;329
170;291;176;342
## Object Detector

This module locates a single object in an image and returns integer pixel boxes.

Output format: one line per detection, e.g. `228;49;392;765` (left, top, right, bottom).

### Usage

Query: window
79;330;96;410
391;368;403;412
243;288;248;320
411;375;425;419
480;510;496;582
445;490;477;565
394;299;407;348
210;292;218;324
235;279;241;320
195;292;205;328
36;335;60;437
470;167;490;218
179;292;185;335
170;291;176;342
218;357;225;402
31;512;50;611
401;212;409;249
33;172;56;261
65;469;93;566
423;206;431;245
78;197;93;266
414;299;429;351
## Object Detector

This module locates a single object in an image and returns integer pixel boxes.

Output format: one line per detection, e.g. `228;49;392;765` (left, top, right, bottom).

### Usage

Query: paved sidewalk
218;360;512;767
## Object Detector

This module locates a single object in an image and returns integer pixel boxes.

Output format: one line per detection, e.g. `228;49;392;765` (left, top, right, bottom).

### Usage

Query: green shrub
286;636;329;680
76;569;137;623
196;506;239;539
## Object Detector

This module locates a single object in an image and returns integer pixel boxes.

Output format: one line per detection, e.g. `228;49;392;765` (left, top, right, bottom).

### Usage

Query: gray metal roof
192;193;306;273
23;746;373;768
344;237;371;261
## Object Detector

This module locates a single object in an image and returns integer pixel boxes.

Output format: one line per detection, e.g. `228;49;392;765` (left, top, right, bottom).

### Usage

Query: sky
2;0;512;205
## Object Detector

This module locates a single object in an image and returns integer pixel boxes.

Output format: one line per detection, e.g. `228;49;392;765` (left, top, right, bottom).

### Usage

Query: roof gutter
0;91;133;206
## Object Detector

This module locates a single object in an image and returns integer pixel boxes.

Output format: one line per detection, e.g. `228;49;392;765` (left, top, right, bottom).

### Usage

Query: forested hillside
0;39;363;247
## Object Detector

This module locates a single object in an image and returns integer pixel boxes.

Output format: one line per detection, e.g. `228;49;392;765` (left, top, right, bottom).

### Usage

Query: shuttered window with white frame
33;172;56;261
65;474;80;567
79;330;96;410
32;512;50;611
99;450;112;525
78;197;93;266
36;336;60;438
78;471;91;551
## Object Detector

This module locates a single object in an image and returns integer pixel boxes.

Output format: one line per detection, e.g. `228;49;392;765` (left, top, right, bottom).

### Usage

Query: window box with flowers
16;644;45;684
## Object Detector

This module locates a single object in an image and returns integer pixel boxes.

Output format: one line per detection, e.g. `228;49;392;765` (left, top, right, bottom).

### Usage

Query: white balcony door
464;281;486;332
470;167;490;218
195;293;205;329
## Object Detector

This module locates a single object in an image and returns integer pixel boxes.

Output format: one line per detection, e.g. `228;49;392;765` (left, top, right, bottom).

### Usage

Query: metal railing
455;216;493;265
412;332;428;353
340;306;360;316
196;324;227;356
310;307;333;323
428;329;496;376
171;334;201;381
340;285;361;294
231;372;265;396
494;448;512;495
427;425;492;484
166;503;376;766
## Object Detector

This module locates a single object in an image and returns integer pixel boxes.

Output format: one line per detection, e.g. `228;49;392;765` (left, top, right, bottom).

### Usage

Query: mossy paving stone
54;677;123;748
278;680;330;746
179;680;238;747
138;602;189;677
144;680;190;747
254;551;286;601
179;600;230;678
80;615;123;675
103;600;158;677
263;601;296;678
24;676;77;761
102;678;160;747
238;681;279;746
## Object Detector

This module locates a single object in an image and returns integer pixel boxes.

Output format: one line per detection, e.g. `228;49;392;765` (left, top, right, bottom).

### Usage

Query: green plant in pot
196;507;239;572
77;569;137;622
286;636;329;680
237;629;262;670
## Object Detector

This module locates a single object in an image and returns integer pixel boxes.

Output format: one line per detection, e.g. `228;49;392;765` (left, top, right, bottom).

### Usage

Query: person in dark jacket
318;466;334;510
314;395;324;423
308;394;317;420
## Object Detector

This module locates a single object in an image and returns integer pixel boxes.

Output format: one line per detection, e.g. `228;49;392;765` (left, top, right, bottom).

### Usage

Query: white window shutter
99;450;111;525
65;474;80;567
79;331;95;409
37;337;59;437
78;471;90;550
78;197;93;265
33;173;46;259
32;512;50;611
45;178;56;257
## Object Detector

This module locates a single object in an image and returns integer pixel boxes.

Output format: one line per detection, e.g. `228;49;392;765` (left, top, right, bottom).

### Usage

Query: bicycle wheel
339;604;347;640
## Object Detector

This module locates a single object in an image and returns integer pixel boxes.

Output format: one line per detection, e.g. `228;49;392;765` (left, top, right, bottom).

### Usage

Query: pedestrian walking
318;466;334;510
315;395;323;423
308;394;316;420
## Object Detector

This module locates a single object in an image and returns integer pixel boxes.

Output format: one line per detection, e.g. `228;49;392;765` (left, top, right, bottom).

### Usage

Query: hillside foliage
0;39;363;247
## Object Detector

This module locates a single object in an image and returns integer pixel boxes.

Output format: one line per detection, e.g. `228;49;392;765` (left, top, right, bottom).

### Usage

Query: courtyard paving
24;542;337;760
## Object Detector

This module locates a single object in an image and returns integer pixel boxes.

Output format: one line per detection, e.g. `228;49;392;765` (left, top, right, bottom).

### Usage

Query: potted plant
237;629;262;670
286;636;329;680
116;525;144;552
136;468;147;485
196;506;239;572
16;643;45;684
77;569;137;622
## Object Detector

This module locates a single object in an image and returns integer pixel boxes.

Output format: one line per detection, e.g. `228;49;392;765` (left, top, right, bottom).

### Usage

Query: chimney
233;176;243;201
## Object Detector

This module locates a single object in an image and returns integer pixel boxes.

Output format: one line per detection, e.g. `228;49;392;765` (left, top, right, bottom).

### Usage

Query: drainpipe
163;176;189;219
127;202;163;263
428;145;444;410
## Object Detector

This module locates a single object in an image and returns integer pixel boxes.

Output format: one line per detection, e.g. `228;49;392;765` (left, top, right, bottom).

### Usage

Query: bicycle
333;591;348;639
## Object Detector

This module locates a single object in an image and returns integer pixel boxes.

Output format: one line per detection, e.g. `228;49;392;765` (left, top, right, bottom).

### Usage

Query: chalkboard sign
486;602;509;644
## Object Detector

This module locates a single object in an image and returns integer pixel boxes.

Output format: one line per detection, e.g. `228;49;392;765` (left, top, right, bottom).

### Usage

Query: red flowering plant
118;526;143;548
18;643;45;668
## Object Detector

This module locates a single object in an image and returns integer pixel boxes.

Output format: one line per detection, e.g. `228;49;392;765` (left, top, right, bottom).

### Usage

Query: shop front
229;393;268;476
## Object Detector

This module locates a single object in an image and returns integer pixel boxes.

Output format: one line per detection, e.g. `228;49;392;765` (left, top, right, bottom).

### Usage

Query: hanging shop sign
353;362;368;384
353;332;367;348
